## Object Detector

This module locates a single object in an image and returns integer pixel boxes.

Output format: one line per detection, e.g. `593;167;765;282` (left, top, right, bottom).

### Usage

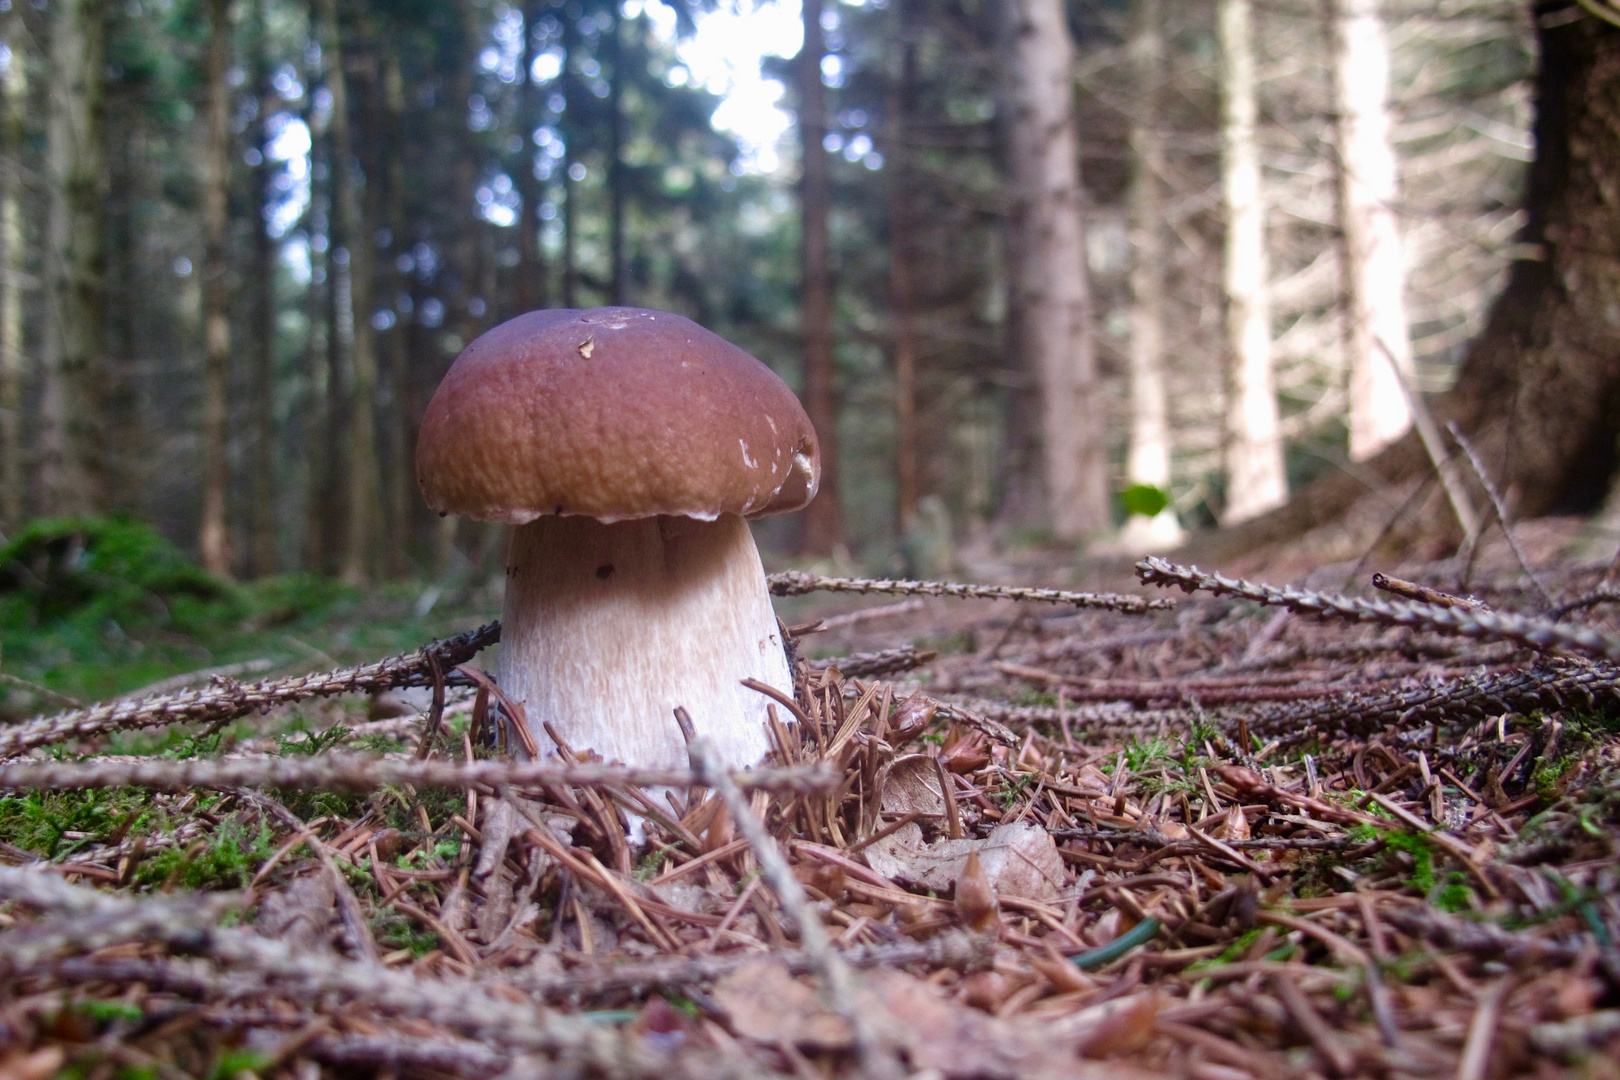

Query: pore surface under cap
416;307;820;524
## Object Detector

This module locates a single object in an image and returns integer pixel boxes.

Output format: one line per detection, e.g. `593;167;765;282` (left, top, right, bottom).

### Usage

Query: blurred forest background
0;0;1565;588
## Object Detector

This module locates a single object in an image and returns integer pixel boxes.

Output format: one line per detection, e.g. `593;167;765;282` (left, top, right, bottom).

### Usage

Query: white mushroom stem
496;513;794;771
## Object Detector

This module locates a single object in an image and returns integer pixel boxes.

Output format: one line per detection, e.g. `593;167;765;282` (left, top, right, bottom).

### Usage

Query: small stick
1457;979;1510;1080
414;651;447;760
1447;422;1555;610
1371;573;1488;612
674;706;900;1080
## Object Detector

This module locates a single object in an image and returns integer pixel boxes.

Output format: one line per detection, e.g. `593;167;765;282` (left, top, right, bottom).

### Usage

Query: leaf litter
0;557;1618;1077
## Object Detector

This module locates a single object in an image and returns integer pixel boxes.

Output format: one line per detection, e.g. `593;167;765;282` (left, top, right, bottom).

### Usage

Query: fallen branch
1136;557;1620;663
0;623;499;759
767;570;1173;613
0;752;840;797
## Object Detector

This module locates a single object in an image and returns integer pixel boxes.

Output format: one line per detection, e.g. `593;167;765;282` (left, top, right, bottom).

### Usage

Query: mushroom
416;306;820;772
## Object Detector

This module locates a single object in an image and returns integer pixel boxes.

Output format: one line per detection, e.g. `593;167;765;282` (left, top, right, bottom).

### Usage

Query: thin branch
676;707;902;1080
0;753;841;796
0;624;499;759
1136;557;1620;663
0;866;770;1077
1447;421;1555;609
767;570;1173;612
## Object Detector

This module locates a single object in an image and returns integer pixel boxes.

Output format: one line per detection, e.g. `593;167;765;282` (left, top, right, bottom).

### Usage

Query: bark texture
1217;0;1286;525
1200;7;1620;560
39;0;105;516
797;0;844;554
1332;0;1414;461
998;0;1107;541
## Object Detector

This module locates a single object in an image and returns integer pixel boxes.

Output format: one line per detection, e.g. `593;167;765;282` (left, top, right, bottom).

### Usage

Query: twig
1136;557;1620;663
675;706;900;1080
0;623;500;759
0;671;84;708
767;570;1173;613
1457;979;1510;1080
1370;573;1488;611
0;753;841;796
1376;334;1479;539
1448;422;1555;610
0;866;764;1075
809;645;937;679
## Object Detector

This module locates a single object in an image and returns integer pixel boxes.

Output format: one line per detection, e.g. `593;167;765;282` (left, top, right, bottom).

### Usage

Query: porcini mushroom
416;306;819;772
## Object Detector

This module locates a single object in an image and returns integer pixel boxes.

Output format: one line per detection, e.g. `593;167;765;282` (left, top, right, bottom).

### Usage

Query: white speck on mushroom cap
740;440;758;469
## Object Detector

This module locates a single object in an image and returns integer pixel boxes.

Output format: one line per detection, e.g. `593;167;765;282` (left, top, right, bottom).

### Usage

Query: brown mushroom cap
416;306;821;524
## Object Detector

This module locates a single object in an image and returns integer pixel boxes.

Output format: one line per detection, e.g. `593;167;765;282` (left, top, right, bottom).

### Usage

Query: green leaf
1121;484;1169;518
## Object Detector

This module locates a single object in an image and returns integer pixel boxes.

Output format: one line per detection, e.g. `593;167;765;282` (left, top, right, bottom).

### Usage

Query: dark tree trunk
560;1;579;309
796;0;843;554
1201;5;1620;562
515;0;548;313
607;8;626;305
249;0;279;576
887;3;919;534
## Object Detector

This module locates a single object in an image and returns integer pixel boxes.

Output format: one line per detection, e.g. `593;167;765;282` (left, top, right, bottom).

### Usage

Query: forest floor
1;521;1619;1079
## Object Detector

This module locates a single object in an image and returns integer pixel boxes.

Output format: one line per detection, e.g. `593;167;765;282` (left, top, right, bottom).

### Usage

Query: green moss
0;788;159;860
132;815;277;891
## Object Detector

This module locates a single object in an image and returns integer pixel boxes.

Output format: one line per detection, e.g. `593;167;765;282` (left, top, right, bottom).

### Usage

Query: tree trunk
1332;0;1414;461
560;2;578;309
317;0;382;584
302;0;335;574
382;48;410;577
199;0;233;578
249;0;278;576
1217;0;1286;525
607;8;626;305
39;0;105;517
1121;0;1184;552
887;6;919;535
0;12;27;531
998;0;1107;542
515;0;547;313
1200;7;1620;563
796;0;843;554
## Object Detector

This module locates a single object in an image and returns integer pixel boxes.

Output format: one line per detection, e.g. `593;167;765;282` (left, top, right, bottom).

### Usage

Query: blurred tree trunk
797;0;843;554
997;0;1106;542
560;2;578;309
248;0;278;576
317;0;382;583
1120;0;1184;552
515;0;547;313
1331;0;1414;461
0;11;27;530
607;8;626;305
303;0;335;574
1201;7;1620;558
886;3;919;535
1217;0;1285;525
381;49;411;577
199;0;233;578
39;0;105;517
